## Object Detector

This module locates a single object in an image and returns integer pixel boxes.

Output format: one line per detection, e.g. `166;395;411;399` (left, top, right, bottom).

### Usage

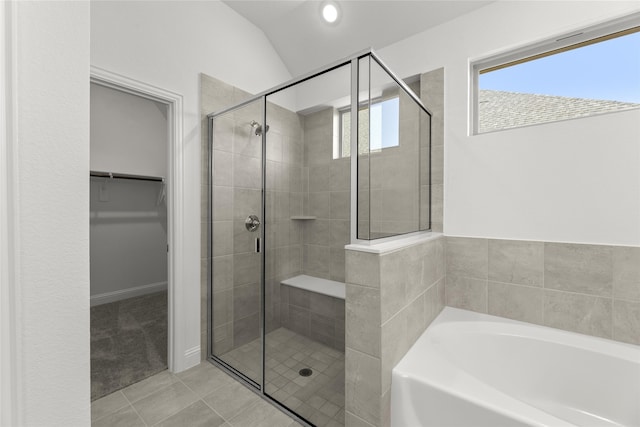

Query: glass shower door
208;51;430;426
209;98;264;386
262;63;351;426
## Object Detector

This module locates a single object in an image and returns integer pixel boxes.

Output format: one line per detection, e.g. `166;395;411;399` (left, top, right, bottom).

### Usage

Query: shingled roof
478;89;640;133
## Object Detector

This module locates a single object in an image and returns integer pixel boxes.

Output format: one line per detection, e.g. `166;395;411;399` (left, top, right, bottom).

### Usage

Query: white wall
379;1;640;246
9;1;90;425
90;84;168;305
90;0;292;370
0;2;17;424
90;179;168;304
90;83;168;178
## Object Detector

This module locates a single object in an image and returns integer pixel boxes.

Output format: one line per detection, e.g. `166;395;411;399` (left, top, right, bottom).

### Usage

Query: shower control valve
245;215;261;232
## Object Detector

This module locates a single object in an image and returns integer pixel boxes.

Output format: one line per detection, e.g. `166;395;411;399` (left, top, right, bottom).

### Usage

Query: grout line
346;346;380;362
148;403;192;427
487;279;544;289
226;399;264;427
542;287;615;300
345;410;376;427
177;367;226;398
142;376;201;427
199;389;233;425
121;371;178;405
381;274;445;328
122;372;198;426
610;297;615;339
542;243;546;325
453;273;614;300
129;404;148;427
121;391;149;427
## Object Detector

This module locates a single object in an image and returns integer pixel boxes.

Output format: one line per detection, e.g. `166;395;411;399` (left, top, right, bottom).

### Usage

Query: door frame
1;1;20;424
90;66;184;372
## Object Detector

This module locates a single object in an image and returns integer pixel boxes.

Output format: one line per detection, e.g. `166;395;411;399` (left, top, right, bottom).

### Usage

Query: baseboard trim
183;346;201;371
90;281;167;306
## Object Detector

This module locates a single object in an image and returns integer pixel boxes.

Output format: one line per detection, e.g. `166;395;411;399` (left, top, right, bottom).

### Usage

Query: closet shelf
90;170;164;183
290;216;316;220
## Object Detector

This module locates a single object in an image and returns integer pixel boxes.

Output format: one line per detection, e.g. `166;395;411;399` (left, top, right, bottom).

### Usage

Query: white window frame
470;12;640;135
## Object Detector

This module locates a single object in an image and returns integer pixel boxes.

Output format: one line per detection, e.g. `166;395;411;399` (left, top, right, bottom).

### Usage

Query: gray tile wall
445;237;640;345
280;285;345;351
201;74;238;360
343;234;637;427
420;68;444;233
302;108;350;283
264;103;305;335
201;74;305;360
344;235;446;427
368;83;422;238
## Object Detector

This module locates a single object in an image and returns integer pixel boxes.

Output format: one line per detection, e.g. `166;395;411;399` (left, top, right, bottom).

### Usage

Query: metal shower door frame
206;48;432;426
206;98;266;392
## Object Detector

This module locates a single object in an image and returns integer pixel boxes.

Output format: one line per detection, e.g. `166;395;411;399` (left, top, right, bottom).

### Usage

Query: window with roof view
473;21;640;134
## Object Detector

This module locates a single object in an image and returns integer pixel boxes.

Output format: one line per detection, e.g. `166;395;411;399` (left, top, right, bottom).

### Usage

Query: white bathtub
391;307;640;427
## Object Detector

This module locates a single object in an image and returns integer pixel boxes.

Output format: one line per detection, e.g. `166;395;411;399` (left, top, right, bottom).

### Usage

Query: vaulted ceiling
223;0;493;76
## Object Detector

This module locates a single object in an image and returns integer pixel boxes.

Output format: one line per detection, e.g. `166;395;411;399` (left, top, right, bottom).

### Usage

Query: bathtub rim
430;307;639;361
391;307;640;427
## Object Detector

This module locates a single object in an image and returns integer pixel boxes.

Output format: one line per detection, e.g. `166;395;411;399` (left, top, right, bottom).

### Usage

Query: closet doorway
89;74;177;401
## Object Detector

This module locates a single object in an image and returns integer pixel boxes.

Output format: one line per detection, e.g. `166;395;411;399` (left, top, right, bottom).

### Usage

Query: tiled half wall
344;234;446;427
341;67;445;427
445;237;640;346
343;234;639;427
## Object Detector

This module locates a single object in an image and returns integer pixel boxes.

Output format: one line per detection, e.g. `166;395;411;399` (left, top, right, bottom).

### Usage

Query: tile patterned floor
91;362;302;427
92;327;344;427
219;328;345;427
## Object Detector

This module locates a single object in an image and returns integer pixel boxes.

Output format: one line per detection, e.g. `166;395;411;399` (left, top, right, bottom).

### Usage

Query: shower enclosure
207;50;431;426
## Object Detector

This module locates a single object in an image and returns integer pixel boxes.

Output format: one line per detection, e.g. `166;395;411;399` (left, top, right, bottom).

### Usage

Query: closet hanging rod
90;170;164;182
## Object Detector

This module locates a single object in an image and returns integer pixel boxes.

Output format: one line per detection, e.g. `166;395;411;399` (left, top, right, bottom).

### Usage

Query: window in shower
472;17;640;134
356;54;431;240
337;96;399;158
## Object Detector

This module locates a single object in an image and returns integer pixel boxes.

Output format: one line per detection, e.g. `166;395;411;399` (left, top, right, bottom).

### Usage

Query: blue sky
480;31;640;103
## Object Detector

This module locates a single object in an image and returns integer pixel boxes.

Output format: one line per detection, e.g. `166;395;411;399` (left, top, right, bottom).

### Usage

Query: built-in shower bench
280;275;345;351
281;274;345;300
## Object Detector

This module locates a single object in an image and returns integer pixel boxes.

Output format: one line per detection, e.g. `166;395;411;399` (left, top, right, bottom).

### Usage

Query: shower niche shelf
290;216;316;220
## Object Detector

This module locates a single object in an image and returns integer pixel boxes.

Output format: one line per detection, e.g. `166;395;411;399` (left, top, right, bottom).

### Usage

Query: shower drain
298;368;313;377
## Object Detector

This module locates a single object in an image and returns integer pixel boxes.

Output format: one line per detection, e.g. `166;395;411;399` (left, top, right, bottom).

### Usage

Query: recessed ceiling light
322;2;339;24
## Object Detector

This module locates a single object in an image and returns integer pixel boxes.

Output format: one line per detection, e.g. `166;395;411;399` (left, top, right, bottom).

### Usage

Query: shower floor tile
219;327;345;427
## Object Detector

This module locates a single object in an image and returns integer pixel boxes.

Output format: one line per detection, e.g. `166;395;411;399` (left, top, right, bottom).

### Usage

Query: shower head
249;120;269;136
